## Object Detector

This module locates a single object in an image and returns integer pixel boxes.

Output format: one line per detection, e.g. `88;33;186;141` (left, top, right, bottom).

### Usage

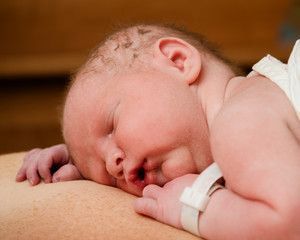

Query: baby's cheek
161;148;197;180
161;159;196;181
84;163;117;188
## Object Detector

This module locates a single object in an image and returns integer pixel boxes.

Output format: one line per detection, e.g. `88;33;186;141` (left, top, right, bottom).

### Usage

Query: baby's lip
127;164;157;191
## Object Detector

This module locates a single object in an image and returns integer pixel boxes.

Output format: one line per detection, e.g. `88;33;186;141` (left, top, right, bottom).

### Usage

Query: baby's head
62;23;237;196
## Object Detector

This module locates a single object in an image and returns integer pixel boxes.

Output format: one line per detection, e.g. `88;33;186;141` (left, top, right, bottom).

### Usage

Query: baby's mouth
137;167;145;180
128;163;154;190
126;158;160;192
130;166;146;190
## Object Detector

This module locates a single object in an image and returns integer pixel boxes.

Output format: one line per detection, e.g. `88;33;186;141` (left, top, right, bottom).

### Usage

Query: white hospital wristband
180;163;223;236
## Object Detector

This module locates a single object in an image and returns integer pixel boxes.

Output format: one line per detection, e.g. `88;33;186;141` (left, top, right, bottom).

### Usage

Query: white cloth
248;40;300;118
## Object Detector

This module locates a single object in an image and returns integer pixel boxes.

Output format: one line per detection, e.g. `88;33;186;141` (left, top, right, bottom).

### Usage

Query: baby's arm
197;77;300;239
16;144;82;185
135;76;300;239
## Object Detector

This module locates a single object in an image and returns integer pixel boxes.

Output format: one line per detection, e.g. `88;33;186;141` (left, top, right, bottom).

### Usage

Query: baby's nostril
116;158;122;165
137;167;145;180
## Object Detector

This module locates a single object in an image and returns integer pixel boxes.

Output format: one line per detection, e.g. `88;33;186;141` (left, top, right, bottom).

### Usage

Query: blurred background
0;0;299;154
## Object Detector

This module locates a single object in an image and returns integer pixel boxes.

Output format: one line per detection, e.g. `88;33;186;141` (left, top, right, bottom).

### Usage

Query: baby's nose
106;154;125;179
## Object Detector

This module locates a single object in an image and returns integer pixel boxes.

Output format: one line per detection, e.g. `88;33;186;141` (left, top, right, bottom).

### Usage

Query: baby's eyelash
108;101;120;135
107;118;113;135
110;119;114;133
106;111;115;135
109;112;117;135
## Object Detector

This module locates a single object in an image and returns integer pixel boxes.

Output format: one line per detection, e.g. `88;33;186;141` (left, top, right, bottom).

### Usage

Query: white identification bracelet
180;163;224;236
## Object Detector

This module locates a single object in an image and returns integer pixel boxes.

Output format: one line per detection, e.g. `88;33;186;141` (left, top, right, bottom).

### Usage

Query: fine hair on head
70;22;242;86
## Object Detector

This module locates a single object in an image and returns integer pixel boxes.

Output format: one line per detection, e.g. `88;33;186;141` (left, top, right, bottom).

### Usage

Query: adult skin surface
0;152;200;240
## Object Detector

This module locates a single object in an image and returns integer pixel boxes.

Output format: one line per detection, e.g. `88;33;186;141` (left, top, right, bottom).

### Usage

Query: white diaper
248;40;300;118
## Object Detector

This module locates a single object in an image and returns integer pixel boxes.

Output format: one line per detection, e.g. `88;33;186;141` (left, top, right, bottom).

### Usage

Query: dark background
0;0;299;154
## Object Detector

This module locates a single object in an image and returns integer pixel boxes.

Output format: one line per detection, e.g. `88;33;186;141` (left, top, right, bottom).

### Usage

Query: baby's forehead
63;79;107;149
66;66;167;118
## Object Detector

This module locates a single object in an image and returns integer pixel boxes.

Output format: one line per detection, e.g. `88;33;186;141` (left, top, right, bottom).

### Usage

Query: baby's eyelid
107;115;114;136
111;114;115;134
108;100;120;135
109;110;117;135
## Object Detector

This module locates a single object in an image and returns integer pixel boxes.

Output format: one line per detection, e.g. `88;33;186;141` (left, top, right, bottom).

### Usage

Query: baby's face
63;71;212;196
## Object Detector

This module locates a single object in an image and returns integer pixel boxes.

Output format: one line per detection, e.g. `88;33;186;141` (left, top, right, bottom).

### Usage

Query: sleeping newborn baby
16;23;300;239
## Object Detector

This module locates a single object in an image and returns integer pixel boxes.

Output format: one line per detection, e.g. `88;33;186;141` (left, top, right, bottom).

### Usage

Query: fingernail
29;179;34;185
43;178;51;183
52;175;60;182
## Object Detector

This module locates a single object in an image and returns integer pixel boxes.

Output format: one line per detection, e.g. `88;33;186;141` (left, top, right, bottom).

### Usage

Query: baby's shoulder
214;74;299;132
223;75;290;110
224;75;275;100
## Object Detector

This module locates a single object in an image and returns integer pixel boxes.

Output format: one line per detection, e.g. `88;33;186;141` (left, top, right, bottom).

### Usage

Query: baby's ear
153;37;201;84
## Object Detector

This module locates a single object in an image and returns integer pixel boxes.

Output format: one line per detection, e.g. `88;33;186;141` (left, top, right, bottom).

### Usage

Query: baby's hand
134;174;198;229
15;144;82;185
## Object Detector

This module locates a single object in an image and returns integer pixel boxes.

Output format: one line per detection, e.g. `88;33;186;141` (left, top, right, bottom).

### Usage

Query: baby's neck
196;57;237;129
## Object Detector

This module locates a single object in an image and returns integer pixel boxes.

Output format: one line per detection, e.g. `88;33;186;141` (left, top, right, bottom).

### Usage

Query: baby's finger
134;185;164;220
25;160;40;186
47;144;70;166
15;166;27;182
37;159;52;183
24;148;42;162
16;149;41;181
134;197;159;220
52;163;83;182
37;145;69;183
142;184;163;199
36;148;58;183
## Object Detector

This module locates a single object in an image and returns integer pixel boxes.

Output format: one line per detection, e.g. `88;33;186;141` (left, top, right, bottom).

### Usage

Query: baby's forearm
198;189;297;240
